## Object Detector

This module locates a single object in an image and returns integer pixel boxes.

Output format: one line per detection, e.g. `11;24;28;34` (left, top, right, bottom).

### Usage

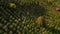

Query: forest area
0;0;60;34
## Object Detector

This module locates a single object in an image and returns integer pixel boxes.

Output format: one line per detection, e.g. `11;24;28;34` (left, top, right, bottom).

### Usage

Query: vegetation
0;0;60;34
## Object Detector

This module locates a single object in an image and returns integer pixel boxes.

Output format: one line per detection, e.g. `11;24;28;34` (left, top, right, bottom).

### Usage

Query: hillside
0;0;60;34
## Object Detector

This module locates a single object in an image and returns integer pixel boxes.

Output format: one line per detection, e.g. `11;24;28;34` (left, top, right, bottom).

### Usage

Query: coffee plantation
0;0;60;34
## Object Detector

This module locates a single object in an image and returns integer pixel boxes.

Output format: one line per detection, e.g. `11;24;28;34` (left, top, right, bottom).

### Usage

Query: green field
0;0;60;34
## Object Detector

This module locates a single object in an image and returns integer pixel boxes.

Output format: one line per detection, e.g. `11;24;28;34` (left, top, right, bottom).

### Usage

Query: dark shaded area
19;3;46;17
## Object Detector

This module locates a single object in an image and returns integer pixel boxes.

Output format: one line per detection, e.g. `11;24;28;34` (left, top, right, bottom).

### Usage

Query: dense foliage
0;0;60;34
